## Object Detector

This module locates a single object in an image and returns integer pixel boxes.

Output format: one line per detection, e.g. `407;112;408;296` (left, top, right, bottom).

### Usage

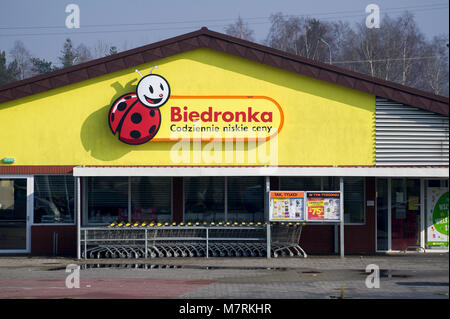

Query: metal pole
76;177;81;260
145;229;148;258
53;232;59;256
339;177;344;258
26;177;34;254
265;176;271;259
420;178;425;250
224;177;228;222
84;229;87;260
388;178;392;251
206;228;209;258
334;225;338;254
128;176;131;223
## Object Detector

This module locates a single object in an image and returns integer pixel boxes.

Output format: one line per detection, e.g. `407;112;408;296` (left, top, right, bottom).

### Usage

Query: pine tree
59;38;77;68
0;51;19;85
30;57;56;75
109;46;118;55
0;51;10;84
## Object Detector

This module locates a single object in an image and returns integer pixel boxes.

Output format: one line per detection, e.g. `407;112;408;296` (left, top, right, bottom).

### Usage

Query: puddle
396;282;448;287
328;295;352;299
357;269;412;278
302;270;321;274
47;264;290;271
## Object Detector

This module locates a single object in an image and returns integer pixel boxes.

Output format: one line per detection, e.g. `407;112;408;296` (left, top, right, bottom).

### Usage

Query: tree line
0;39;120;84
226;12;449;96
1;11;448;96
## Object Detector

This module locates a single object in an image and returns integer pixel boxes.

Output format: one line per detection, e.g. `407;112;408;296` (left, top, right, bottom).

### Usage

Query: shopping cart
270;222;307;257
80;221;306;259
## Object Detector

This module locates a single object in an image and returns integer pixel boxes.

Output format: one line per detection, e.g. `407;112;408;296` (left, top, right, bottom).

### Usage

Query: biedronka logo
108;67;284;145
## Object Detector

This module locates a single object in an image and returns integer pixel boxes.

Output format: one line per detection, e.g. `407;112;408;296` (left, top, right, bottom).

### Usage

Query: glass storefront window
391;178;421;250
279;176;365;224
34;176;74;224
131;177;171;223
0;179;27;250
376;178;389;251
87;177;128;224
425;179;449;250
84;177;172;225
280;177;321;191
323;177;339;191
227;176;264;222
184;177;225;222
343;177;365;224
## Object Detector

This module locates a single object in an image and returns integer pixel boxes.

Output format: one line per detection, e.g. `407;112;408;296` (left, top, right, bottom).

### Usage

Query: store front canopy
73;166;449;177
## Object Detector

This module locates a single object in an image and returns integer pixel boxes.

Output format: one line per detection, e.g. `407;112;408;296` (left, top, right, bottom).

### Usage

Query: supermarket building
0;28;448;257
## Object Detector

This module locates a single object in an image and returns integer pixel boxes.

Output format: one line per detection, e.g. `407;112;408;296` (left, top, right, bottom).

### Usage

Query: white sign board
269;191;305;221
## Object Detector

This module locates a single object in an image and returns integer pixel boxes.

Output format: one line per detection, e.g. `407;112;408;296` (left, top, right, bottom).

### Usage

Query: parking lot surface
0;254;448;299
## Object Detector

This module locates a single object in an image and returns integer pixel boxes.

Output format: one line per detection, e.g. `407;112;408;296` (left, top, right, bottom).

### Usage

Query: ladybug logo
108;66;171;145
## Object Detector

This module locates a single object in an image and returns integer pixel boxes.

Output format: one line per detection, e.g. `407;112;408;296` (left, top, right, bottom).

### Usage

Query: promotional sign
306;192;341;222
426;188;449;247
108;68;283;145
269;191;305;221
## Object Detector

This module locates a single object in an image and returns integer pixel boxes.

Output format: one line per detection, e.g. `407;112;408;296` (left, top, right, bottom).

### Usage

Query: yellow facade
0;48;375;166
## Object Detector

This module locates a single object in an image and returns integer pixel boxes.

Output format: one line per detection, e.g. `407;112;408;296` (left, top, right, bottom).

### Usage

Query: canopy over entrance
73;166;449;177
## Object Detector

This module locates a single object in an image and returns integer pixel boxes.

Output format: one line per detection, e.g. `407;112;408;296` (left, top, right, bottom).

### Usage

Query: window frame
279;176;366;225
226;176;265;223
32;174;76;226
182;176;226;222
182;176;266;223
343;177;366;225
130;176;173;224
82;176;173;226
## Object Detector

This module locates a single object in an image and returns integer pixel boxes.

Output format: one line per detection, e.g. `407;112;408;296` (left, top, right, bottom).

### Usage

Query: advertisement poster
427;188;449;247
408;196;419;211
306;192;341;222
269;192;305;221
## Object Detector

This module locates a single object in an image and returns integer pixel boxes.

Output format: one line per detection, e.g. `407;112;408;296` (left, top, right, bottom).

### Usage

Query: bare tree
328;21;358;67
9;40;32;80
225;16;255;41
265;11;448;96
75;43;92;63
265;13;334;63
93;40;121;58
93;40;110;58
265;13;299;53
300;18;331;61
417;35;449;96
351;12;444;92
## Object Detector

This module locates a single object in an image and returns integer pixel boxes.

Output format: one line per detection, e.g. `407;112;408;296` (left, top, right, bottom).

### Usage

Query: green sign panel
427;188;449;247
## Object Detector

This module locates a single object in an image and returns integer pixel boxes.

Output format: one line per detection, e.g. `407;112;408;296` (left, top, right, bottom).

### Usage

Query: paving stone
0;254;447;298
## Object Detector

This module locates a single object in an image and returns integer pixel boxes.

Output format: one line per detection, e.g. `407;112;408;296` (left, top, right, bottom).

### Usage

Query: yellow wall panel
0;48;375;166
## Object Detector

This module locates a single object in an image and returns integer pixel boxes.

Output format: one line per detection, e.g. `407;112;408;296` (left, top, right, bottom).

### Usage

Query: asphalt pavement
0;253;448;299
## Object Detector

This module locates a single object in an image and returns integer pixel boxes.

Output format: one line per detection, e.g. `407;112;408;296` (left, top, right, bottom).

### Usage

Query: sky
0;0;448;65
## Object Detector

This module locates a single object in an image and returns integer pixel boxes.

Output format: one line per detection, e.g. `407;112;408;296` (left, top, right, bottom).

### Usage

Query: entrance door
391;179;421;250
0;178;29;252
